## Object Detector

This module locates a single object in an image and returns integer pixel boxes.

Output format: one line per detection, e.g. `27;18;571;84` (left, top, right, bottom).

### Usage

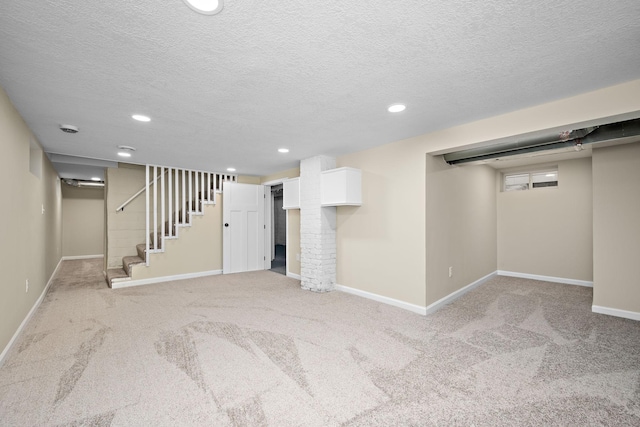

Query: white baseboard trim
335;284;427;316
425;271;498;315
111;269;223;289
497;270;593;287
286;272;301;280
62;254;104;260
592;305;640;321
0;257;63;367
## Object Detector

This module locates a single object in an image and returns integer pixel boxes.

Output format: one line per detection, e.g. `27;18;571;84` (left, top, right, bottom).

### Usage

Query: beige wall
105;165;146;269
132;203;222;279
336;79;640;309
287;209;301;276
62;185;105;257
237;175;261;184
337;138;427;306
497;158;593;281
426;156;497;305
0;86;62;356
592;142;640;313
260;168;300;184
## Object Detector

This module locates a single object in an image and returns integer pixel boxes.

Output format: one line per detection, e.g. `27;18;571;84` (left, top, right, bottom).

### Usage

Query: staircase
106;165;236;287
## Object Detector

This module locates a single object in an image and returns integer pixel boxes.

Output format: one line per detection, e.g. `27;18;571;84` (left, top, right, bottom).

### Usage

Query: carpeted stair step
175;209;191;224
147;222;183;246
186;199;201;211
106;268;129;288
139;239;162;252
163;220;177;235
136;243;147;260
123;255;144;275
148;233;164;249
197;190;215;202
135;242;163;260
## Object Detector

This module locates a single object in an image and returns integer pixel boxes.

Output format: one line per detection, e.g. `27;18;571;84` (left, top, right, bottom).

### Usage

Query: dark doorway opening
270;184;286;275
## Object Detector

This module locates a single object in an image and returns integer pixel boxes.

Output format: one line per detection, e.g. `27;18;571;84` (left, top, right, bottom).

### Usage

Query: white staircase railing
116;169;168;212
144;164;237;266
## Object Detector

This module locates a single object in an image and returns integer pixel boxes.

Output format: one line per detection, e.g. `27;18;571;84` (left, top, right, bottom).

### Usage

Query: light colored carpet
1;259;639;426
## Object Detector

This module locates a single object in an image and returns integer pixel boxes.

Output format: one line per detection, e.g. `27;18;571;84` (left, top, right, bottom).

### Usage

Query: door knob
224;223;229;227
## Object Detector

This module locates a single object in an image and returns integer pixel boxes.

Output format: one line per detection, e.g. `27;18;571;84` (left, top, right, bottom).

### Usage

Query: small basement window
504;170;557;191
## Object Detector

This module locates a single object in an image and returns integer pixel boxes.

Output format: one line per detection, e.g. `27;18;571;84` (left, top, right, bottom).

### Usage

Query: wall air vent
443;118;640;165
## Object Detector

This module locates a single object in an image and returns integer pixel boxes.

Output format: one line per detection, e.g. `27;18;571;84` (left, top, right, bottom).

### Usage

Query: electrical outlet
26;279;29;293
448;266;453;278
41;204;45;215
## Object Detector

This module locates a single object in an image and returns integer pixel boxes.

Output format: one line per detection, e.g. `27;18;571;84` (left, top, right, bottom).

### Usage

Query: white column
300;155;336;292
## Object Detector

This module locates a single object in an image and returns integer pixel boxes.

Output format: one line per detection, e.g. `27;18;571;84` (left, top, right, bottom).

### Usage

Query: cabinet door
283;178;300;209
321;168;362;206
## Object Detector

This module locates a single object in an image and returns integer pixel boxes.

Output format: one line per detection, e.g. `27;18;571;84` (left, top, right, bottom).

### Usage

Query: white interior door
223;182;265;274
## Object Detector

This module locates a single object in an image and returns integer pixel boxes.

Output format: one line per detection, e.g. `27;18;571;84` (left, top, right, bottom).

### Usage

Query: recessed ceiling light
183;0;224;15
132;114;151;122
117;145;136;158
91;177;101;181
387;104;406;113
227;167;236;172
278;148;289;153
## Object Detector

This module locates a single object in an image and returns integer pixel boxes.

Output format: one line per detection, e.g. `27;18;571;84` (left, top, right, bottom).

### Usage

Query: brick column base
300;155;336;292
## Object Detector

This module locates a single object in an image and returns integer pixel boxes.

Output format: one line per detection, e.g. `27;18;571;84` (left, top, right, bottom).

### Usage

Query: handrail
116;169;168;212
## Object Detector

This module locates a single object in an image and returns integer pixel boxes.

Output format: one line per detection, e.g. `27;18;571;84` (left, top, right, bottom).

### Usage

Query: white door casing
265;187;273;269
222;182;265;274
262;178;289;270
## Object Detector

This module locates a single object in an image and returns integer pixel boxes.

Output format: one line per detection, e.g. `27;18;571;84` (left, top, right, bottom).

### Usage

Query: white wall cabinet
283;177;300;209
321;167;362;206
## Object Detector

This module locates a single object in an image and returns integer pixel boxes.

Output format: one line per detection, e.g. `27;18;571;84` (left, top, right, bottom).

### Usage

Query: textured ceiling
1;0;639;178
